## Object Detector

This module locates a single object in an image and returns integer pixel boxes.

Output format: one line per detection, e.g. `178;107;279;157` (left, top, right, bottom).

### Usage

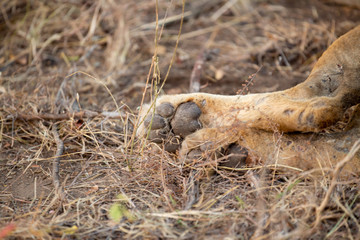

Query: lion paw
143;101;202;153
141;100;248;167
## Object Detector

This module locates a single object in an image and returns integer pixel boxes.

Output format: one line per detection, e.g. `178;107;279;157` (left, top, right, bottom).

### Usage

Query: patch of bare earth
1;0;360;239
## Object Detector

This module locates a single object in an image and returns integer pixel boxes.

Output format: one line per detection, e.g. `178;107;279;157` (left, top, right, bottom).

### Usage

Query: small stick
189;50;205;93
135;11;192;31
12;110;126;121
238;66;262;95
184;170;199;210
309;139;360;235
51;124;64;194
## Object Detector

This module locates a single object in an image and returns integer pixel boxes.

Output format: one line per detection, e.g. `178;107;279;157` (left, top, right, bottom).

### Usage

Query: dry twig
309;139;360;235
51;124;64;195
12;110;126;121
189;50;206;93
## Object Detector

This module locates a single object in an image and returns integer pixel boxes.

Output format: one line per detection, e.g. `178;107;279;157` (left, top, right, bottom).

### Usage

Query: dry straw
0;0;359;239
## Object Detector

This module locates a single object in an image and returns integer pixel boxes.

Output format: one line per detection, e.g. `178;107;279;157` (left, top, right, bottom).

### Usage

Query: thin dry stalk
184;170;200;210
189;50;206;93
51;124;64;196
13;110;125;121
1;1;360;239
309;139;360;235
130;0;185;158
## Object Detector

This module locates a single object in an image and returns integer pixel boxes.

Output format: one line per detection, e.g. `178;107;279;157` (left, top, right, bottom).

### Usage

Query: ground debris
1;0;359;239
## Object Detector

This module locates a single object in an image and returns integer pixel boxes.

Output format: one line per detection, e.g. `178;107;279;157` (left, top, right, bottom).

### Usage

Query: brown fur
138;25;360;175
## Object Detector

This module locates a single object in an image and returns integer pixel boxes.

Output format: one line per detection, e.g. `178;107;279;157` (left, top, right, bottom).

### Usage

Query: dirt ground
1;0;360;239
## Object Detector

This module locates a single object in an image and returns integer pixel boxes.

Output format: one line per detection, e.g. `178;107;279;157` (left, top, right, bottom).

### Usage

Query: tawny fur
138;25;360;175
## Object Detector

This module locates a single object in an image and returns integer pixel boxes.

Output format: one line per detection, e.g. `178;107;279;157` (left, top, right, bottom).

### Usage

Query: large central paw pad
171;102;202;137
144;102;202;152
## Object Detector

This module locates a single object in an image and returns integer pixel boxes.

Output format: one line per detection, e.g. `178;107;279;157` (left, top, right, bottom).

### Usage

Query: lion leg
240;24;360;132
237;112;360;175
137;25;360;169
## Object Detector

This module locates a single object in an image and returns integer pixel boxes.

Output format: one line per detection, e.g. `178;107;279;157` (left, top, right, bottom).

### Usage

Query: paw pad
144;113;166;129
171;102;202;138
156;102;174;118
144;101;202;152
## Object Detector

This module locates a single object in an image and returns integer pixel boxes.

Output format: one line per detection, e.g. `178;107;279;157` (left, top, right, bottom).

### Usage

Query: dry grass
1;0;360;239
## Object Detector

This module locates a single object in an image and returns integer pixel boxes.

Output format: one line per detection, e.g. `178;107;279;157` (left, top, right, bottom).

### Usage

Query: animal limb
138;25;360;175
